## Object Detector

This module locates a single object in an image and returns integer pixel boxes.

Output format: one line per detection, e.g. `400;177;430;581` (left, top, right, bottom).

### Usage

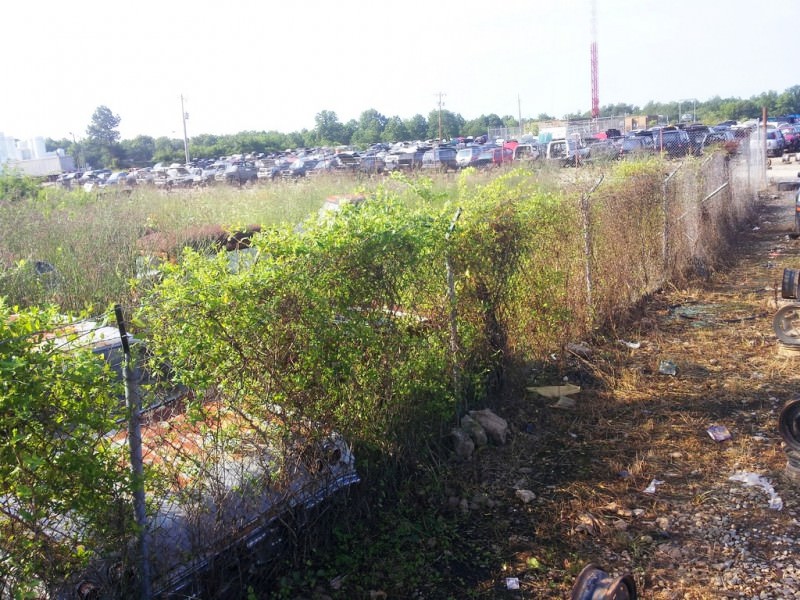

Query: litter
729;472;783;510
658;360;677;375
527;384;581;398
528;383;580;410
643;479;665;494
619;339;641;349
551;396;577;410
707;425;732;442
505;577;520;590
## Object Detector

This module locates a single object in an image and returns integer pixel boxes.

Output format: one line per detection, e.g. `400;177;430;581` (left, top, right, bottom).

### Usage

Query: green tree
382;115;410;143
425;109;464;140
152;136;184;164
463;114;504;138
313;110;348;145
776;85;800;116
351;109;388;147
120;135;156;167
85;106;122;168
404;114;429;140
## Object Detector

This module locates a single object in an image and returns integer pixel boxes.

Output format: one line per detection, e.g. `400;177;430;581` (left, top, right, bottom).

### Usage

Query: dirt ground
443;161;800;598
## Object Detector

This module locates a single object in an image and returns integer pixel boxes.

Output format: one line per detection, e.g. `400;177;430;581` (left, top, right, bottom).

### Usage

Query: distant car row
55;122;761;190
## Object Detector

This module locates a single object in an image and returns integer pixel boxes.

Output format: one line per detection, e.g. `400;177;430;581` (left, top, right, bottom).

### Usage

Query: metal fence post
662;166;681;286
114;304;152;599
581;176;604;321
445;207;463;420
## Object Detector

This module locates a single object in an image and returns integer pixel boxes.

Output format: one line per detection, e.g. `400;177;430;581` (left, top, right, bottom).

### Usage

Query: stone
450;427;474;460
460;414;488;447
468;408;509;445
515;489;536;504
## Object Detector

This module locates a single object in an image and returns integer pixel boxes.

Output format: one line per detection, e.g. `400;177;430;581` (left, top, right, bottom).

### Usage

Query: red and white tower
590;0;599;119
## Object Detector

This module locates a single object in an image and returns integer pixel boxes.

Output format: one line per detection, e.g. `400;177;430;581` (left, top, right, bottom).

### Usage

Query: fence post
662;166;681;286
581;177;604;322
114;304;152;599
445;207;463;420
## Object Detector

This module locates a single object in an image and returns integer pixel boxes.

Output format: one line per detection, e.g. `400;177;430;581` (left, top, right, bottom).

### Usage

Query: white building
0;132;75;176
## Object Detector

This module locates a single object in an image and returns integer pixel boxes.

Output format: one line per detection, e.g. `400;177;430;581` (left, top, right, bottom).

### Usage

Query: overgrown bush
0;170;41;202
0;303;132;597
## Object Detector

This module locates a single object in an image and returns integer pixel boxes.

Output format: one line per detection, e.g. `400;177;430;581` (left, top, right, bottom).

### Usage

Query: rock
515;489;536;504
468;408;509;445
566;342;592;358
460;414;488;447
450;427;475;460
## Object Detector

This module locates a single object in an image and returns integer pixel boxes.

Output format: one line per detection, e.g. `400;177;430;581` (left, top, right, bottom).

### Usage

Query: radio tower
590;0;599;119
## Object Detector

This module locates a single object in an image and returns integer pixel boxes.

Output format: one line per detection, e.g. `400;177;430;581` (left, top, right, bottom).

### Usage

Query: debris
658;360;677;375
551;396;577;410
505;577;520;590
619;339;641;349
643;479;665;494
515;489;536;504
729;472;783;510
527;383;580;398
575;512;602;535
707;424;732;442
566;342;592;358
571;564;638;600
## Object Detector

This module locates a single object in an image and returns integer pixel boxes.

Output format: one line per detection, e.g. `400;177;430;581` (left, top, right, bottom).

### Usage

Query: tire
779;399;800;452
782;269;800;299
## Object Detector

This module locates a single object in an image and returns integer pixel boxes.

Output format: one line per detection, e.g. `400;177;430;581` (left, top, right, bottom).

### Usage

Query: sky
3;0;798;143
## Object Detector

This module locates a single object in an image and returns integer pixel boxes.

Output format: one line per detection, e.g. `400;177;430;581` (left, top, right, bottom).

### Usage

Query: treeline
46;86;800;169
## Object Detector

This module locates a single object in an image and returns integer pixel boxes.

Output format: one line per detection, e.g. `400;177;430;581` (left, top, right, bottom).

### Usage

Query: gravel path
601;181;800;599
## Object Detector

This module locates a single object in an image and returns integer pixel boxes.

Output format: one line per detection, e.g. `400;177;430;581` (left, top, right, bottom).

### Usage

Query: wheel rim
773;304;800;344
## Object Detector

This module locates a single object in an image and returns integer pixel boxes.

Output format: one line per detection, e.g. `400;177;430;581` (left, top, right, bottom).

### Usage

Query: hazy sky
3;0;797;142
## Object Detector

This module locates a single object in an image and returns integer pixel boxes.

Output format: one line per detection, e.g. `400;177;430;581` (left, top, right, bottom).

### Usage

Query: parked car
155;166;197;189
359;155;385;174
651;127;691;158
103;170;136;186
220;161;258;185
780;125;799;152
683;124;712;156
766;129;787;158
422;147;458;171
282;159;318;179
618;136;653;159
586;139;619;162
475;146;514;168
200;162;227;185
702;130;738;155
512;143;541;163
456;146;484;169
384;145;429;171
543;139;590;166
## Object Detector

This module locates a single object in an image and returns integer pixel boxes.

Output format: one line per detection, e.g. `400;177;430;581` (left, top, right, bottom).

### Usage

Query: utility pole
181;94;190;165
518;94;523;136
436;92;446;141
